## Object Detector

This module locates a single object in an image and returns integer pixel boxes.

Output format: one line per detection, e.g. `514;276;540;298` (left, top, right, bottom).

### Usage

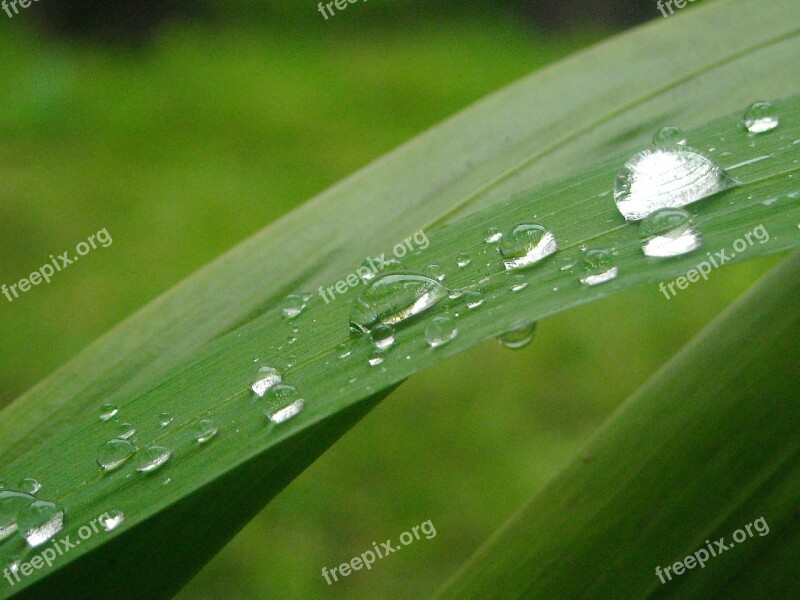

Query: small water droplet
269;399;305;424
786;191;800;200
653;125;686;146
267;384;297;404
370;324;396;350
100;510;125;532
159;413;174;427
761;197;779;206
464;290;484;309
0;490;35;541
579;249;619;286
349;273;448;334
99;403;119;422
498;322;537;350
194;420;219;444
500;224;558;271
426;264;446;282
251;366;282;397
640;208;702;258
97;439;137;472
7;557;20;575
743;101;779;133
115;423;136;440
448;288;464;300
368;349;386;366
510;275;528;292
282;294;307;319
457;253;472;268
614;146;736;221
425;317;458;348
136;446;171;473
337;343;351;359
18;478;41;496
484;227;503;244
19;500;64;547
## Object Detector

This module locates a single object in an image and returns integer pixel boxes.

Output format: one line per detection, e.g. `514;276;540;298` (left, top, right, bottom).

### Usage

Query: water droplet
653;125;686;146
484;227;503;244
448;288;464;300
194;420;219;444
457;253;472;268
498;322;537;350
100;510;125;532
425;317;458;348
579;249;619;286
743;101;779;133
251;366;282;397
7;557;20;575
115;423;136;440
510;275;528;292
640;208;702;258
499;224;558;271
761;197;778;206
99;403;119;422
786;191;800;200
426;264;446;282
368;349;386;366
349;273;448;334
18;478;41;496
268;399;305;424
136;446;171;473
0;490;35;541
337;343;351;359
267;384;297;405
19;500;64;547
97;439;137;472
370;324;396;350
465;290;484;309
614;146;736;221
159;413;173;427
282;294;307;319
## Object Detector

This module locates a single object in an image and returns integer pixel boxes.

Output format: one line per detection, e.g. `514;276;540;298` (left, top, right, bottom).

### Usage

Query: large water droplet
0;490;35;541
579;249;619;286
18;478;41;496
251;366;282;397
268;384;298;405
653;126;687;146
497;322;537;349
370;324;396;350
97;439;137;472
425;316;458;348
499;224;558;271
136;446;171;473
99;403;119;422
640;208;702;258
743;101;779;133
268;399;305;424
18;500;64;547
100;510;125;532
349;273;448;334
194;420;219;444
614;146;736;221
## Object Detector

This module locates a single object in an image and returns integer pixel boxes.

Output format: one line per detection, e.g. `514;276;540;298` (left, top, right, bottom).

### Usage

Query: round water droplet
370;324;396;350
425;317;458;348
100;509;125;532
510;275;528;292
368;349;386;366
484;227;503;244
498;322;537;350
499;224;558;271
115;423;137;440
282;294;306;319
268;399;305;424
349;273;448;334
99;403;119;422
743;101;779;134
337;343;351;359
579;249;619;286
426;264;446;282
0;490;35;541
653;125;687;146
194;420;219;444
18;478;41;496
614;146;737;221
457;253;472;268
464;290;484;310
268;384;298;405
97;439;137;472
159;413;173;427
640;208;702;258
18;500;64;547
251;365;282;397
136;446;171;473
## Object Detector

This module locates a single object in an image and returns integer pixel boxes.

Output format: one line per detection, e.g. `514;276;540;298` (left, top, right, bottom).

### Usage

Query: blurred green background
1;0;777;598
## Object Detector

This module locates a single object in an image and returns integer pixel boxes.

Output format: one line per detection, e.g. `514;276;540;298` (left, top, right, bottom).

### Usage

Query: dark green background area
0;2;767;598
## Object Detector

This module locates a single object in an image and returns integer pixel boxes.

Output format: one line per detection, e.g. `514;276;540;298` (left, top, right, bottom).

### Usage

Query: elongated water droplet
337;343;351;359
641;208;702;258
484;227;502;244
370;324;396;350
269;399;305;424
614;146;736;221
464;290;484;309
18;478;41;496
743;101;779;133
115;423;136;440
500;224;558;271
653;126;686;146
350;273;448;334
251;366;282;397
498;322;537;350
136;446;171;473
457;253;472;268
159;413;173;427
0;490;34;541
425;317;458;348
510;275;528;292
19;500;64;547
282;294;306;319
579;249;619;286
100;510;125;532
97;439;137;472
194;420;219;444
99;403;118;422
